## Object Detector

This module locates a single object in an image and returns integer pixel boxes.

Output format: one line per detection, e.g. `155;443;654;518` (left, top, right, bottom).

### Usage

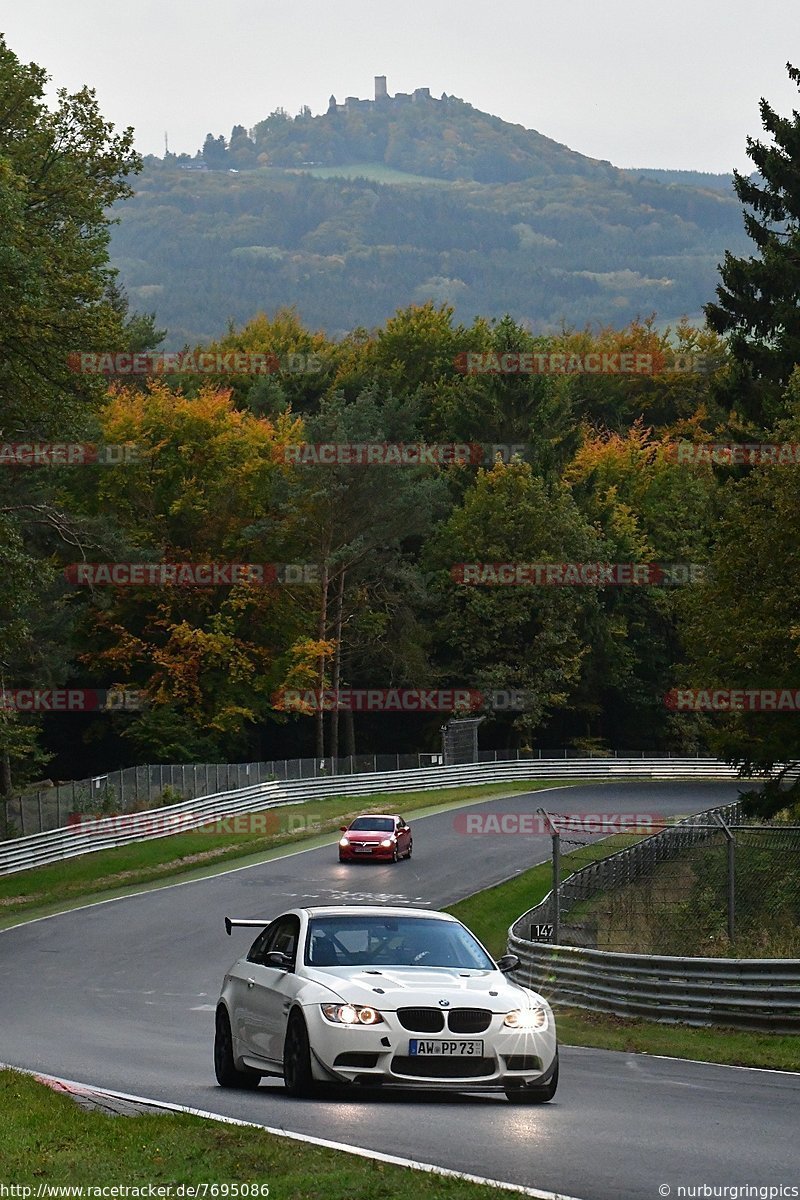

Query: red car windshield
348;817;394;832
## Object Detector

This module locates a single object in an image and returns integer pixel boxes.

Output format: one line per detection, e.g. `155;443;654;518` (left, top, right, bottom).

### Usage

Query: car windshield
348;817;394;831
305;915;495;969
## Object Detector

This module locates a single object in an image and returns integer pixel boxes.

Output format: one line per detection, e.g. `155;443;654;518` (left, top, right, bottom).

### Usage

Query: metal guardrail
507;802;800;1032
507;941;800;1033
5;748;734;837
0;781;284;876
0;756;744;876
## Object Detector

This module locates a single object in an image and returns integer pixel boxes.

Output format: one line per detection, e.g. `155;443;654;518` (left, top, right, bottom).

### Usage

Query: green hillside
111;156;749;344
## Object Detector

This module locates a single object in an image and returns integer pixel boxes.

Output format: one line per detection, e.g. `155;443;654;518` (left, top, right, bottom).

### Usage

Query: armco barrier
0;757;746;877
506;941;800;1033
507;801;800;1032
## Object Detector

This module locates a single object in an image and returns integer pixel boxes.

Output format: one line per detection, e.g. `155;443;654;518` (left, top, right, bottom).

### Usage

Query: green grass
445;836;800;1072
0;1069;511;1196
554;1007;800;1071
446;832;645;956
0;779;576;927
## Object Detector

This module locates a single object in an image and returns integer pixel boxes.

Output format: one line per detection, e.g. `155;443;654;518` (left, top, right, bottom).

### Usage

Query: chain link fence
2;748;725;839
530;804;800;958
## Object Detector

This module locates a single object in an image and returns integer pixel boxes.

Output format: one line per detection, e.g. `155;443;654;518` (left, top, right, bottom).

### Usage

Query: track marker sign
530;923;554;942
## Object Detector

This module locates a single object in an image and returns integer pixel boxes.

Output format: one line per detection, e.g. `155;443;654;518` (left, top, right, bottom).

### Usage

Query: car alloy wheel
283;1011;316;1098
214;1008;261;1089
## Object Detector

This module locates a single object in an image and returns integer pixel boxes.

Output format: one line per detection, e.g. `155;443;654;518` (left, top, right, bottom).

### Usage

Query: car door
239;914;301;1065
396;817;410;853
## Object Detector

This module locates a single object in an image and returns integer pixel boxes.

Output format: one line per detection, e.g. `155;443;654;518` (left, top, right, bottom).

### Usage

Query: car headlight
380;837;395;847
503;1006;549;1031
339;837;350;847
321;1004;384;1025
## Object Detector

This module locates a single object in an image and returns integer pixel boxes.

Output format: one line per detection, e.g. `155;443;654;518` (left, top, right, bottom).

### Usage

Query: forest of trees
2;35;800;817
113;92;752;344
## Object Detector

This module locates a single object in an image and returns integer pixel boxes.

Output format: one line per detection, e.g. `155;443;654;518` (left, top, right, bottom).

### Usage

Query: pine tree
705;63;800;426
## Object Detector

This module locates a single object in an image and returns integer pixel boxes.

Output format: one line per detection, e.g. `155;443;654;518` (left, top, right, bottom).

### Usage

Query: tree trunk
0;750;11;798
329;568;346;770
315;557;330;761
344;704;356;759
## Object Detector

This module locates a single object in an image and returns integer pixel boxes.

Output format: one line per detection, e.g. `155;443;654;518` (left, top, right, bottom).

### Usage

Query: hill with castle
188;76;644;183
117;80;748;345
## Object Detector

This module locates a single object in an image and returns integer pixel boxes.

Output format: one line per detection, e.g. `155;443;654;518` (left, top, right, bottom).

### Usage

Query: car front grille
447;1008;492;1034
396;1007;445;1033
391;1055;496;1079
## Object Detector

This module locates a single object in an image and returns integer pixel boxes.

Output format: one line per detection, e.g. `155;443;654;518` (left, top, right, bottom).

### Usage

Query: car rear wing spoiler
224;916;271;936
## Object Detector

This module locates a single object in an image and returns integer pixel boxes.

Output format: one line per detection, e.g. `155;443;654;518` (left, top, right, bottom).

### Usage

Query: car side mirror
340;826;348;832
264;950;293;970
496;953;520;973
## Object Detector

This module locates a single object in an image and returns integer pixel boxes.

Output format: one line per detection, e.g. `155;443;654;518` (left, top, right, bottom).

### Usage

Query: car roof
304;905;454;920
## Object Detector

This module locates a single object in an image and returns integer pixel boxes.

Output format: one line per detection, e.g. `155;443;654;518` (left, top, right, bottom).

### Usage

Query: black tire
504;1052;558;1104
338;854;346;863
283;1011;316;1098
214;1008;261;1089
406;840;413;859
392;845;400;863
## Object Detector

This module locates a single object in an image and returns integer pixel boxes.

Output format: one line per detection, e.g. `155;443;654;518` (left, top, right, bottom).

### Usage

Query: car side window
249;915;300;967
246;924;274;964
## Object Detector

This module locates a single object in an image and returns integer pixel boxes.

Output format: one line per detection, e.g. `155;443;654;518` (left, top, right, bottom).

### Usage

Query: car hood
300;966;540;1011
342;830;391;841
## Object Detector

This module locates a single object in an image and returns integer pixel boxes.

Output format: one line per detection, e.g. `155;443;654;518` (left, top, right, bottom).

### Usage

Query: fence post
715;812;736;944
538;808;561;944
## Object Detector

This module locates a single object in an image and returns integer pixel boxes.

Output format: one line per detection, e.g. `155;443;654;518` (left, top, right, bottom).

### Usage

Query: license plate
409;1040;483;1056
354;847;373;853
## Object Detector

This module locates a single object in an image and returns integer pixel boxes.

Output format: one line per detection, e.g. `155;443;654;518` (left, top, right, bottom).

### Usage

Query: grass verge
445;836;800;1072
0;1069;510;1196
0;779;575;927
554;1007;800;1070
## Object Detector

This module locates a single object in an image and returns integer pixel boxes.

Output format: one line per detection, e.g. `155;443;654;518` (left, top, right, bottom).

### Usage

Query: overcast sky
2;0;799;173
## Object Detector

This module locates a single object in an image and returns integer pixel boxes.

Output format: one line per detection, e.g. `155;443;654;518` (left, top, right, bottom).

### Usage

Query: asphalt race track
1;780;798;1200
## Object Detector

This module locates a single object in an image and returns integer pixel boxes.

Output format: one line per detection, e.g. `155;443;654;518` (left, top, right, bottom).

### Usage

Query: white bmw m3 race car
214;904;558;1103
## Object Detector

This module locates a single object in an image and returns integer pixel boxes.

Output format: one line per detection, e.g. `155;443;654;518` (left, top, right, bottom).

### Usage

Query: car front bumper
338;844;395;861
303;1004;558;1090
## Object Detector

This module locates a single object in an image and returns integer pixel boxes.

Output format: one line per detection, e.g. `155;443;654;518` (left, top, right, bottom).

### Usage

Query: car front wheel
283;1011;316;1098
504;1051;558;1104
214;1008;261;1089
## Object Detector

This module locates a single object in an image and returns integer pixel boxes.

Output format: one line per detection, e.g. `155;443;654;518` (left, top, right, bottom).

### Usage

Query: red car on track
338;814;413;863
